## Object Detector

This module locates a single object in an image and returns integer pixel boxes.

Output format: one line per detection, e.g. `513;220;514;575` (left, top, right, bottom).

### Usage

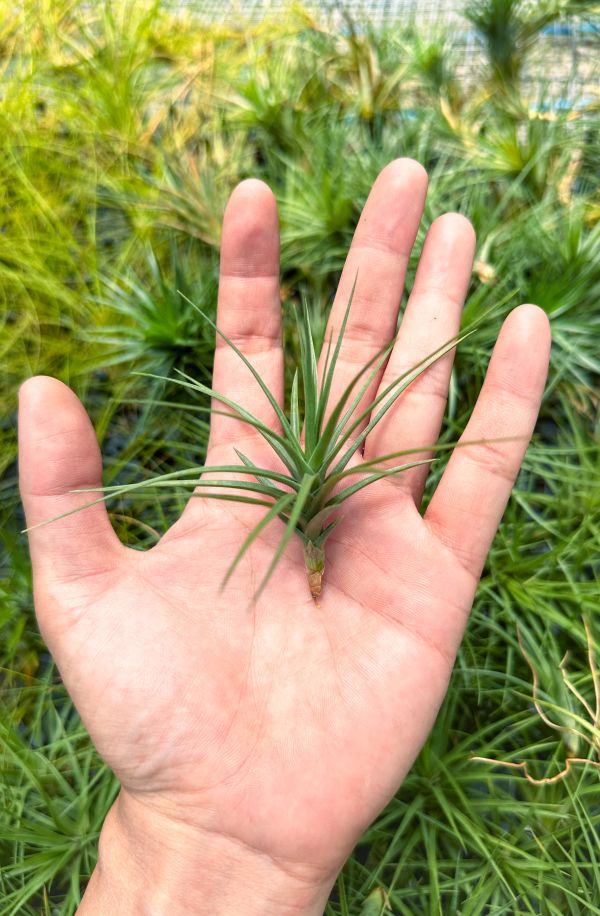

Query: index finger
317;158;428;431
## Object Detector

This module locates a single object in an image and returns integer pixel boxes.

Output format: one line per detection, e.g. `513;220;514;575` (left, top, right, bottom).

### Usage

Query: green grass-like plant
84;241;217;393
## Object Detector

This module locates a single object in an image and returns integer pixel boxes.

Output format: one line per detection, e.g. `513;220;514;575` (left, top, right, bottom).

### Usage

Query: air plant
83;240;217;389
32;272;498;605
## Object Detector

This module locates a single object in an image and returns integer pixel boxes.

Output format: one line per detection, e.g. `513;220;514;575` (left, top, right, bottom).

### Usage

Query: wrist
78;791;336;916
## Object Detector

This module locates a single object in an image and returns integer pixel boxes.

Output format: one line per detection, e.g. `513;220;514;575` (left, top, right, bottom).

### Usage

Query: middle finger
317;158;428;435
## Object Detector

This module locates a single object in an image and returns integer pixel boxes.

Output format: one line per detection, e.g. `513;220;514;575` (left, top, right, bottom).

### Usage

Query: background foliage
1;0;599;912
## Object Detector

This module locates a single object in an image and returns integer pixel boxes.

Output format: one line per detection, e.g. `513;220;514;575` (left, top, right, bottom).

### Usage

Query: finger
318;158;428;435
19;376;124;585
364;213;476;505
206;178;283;464
424;305;551;581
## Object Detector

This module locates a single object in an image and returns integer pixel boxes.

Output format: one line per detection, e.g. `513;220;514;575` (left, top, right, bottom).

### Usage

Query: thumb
19;376;124;584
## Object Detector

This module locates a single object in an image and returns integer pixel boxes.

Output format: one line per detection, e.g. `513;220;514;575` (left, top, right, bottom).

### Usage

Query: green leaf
76;463;299;494
290;369;301;441
296;294;319;456
177;291;298;446
254;473;316;601
139;370;309;476
324;458;436;506
220;491;296;591
234;448;300;493
328;325;478;475
359;887;389;916
316;268;360;433
309;336;396;470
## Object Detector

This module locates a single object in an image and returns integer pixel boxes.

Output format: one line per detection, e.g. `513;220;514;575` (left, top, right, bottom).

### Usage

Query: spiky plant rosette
33;274;504;601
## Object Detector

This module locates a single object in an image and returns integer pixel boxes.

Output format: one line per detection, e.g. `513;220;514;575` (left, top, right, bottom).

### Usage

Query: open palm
19;160;550;909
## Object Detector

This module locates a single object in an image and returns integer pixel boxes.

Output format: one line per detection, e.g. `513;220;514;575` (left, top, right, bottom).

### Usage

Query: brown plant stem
303;540;325;601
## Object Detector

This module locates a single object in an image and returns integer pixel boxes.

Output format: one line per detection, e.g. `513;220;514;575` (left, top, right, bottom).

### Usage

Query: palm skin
19;159;551;911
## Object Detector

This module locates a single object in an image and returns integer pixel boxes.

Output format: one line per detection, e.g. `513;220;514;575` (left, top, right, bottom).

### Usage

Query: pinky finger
424;305;551;581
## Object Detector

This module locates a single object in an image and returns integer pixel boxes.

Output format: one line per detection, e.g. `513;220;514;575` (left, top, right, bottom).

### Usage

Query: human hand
19;159;551;915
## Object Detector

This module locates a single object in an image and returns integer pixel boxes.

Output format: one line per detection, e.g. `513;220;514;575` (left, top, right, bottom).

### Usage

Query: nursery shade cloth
182;0;599;106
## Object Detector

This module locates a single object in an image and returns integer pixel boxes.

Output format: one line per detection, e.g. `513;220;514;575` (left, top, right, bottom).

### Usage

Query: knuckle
464;439;517;483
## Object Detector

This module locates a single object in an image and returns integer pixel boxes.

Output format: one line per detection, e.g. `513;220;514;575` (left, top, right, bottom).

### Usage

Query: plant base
303;539;325;600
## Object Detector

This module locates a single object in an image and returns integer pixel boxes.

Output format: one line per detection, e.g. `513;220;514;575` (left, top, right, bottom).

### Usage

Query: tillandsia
29;273;503;602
